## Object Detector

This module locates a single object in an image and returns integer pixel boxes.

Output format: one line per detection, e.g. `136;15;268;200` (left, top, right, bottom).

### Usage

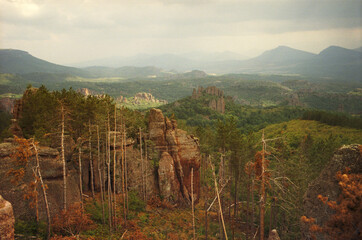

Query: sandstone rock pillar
0;195;15;240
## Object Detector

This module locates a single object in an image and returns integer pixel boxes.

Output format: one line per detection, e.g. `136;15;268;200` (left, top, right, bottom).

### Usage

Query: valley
0;46;361;240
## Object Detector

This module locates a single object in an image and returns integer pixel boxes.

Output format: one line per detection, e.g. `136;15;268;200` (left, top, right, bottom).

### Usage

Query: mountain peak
318;45;362;58
252;46;316;64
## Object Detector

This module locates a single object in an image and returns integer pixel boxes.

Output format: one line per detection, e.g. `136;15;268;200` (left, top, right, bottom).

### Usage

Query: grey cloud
0;0;361;63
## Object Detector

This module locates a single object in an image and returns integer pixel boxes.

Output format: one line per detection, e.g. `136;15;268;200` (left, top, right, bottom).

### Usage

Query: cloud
0;0;361;63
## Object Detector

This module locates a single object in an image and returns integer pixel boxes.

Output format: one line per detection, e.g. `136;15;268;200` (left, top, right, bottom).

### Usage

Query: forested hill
159;87;305;133
0;49;88;76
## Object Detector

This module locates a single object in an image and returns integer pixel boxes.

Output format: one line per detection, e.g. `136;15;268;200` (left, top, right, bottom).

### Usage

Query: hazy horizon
1;0;361;65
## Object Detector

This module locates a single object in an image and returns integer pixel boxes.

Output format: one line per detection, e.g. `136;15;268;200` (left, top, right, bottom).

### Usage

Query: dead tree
89;121;95;198
123;124;128;220
210;156;228;240
139;127;145;201
107;113;112;232
60;103;66;210
191;168;196;240
32;141;51;240
113;105;117;230
97;125;105;224
78;139;84;209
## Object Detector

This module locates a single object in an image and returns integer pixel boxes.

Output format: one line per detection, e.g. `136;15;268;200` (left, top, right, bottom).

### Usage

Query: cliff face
149;108;200;204
0;195;15;240
301;144;362;240
0;139;80;221
0;97;15;113
192;86;225;114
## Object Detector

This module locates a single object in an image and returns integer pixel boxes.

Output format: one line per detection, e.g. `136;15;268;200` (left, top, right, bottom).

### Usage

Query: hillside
235;46;362;82
0;49;88;76
296;46;362;81
160;87;305;132
2;46;361;82
0;85;361;240
239;46;316;70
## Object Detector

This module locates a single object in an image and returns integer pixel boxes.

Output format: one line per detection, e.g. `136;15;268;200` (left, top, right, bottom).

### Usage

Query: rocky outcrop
208;97;225;114
192;86;225;114
0;97;15;113
158;152;180;201
120;138;158;199
77;88;94;96
301;144;362;240
12;87;37;120
205;86;224;97
0;195;15;240
118;92;167;106
0;140;80;221
268;229;281;240
149;108;200;204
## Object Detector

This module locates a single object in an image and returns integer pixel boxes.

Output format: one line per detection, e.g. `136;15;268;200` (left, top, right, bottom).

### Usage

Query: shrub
128;191;146;212
52;202;96;237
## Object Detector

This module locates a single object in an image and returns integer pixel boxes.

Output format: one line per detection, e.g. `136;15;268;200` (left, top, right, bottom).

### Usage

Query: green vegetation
160;94;305;133
0;110;12;140
3;81;362;239
302;110;362;129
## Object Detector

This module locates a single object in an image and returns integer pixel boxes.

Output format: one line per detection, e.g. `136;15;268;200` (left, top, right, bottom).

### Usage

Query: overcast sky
0;0;361;64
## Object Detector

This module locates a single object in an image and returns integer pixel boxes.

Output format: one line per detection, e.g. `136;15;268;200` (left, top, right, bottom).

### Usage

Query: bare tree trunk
269;196;273;236
78;142;83;210
124;125;128;221
246;174;250;240
34;178;39;222
205;201;208;240
140;128;145;201
97;125;105;224
107;113;112;233
251;177;255;237
32;142;51;240
210;158;228;240
61;104;66;210
144;138;147;201
113;106;117;230
233;175;238;240
89;121;95;199
260;131;266;240
191;168;195;240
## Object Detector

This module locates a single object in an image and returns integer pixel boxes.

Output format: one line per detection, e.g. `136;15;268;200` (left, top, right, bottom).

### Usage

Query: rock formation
0;140;80;220
268;229;281;240
192;86;225;114
204;86;224;97
301;144;362;240
0;195;15;240
149;108;200;204
118;92;167;106
0;97;15;113
77;88;94;96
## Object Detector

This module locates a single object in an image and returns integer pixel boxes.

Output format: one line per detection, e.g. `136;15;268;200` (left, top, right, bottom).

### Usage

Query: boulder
301;144;362;240
0;97;15;113
119;140;158;199
268;229;281;240
149;108;200;204
0;195;15;240
0;140;80;221
158;152;180;201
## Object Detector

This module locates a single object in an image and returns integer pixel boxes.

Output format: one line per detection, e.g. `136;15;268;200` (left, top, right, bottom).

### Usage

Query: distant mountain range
0;45;361;81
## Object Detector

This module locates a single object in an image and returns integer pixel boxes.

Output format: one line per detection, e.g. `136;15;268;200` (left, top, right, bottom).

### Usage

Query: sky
0;0;361;65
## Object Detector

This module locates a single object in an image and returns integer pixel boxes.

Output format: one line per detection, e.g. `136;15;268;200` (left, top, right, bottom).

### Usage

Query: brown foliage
52;202;95;237
147;196;175;209
254;150;270;180
302;168;362;240
7;136;33;184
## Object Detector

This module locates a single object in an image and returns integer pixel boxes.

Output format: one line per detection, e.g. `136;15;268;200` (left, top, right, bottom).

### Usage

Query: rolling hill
0;49;89;77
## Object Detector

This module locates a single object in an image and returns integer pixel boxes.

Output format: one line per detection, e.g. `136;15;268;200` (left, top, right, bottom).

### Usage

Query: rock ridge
149;108;200;204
